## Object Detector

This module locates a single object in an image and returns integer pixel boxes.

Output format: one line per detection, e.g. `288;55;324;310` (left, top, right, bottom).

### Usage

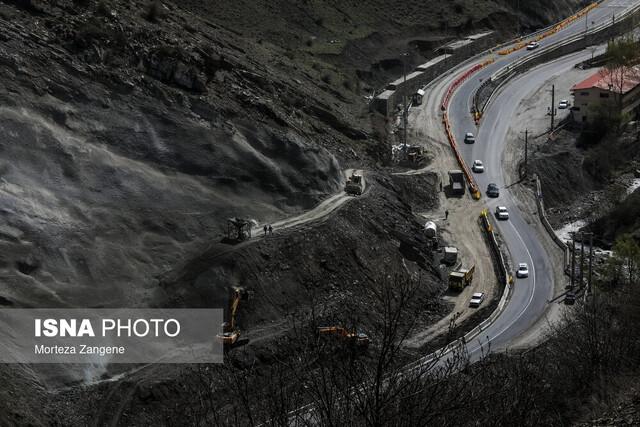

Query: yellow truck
448;265;475;292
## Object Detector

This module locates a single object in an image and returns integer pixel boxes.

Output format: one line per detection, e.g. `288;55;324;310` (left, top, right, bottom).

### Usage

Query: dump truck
216;287;249;346
317;326;370;348
449;265;475;292
448;169;465;195
345;173;363;195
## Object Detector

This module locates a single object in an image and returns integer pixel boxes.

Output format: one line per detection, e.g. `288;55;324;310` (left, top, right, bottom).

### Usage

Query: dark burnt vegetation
155;275;640;426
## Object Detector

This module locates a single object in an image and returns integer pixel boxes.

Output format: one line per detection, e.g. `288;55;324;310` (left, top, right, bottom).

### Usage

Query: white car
516;263;529;278
464;132;476;144
472;160;484;173
495;206;509;220
526;41;540;50
558;99;570;109
469;292;485;308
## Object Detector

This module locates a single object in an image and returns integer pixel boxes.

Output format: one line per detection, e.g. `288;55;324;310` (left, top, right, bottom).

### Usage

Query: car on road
472;160;485;173
469;292;485;308
516;263;529;278
495;206;509;220
526;41;540;50
464;132;476;144
486;183;500;197
558;99;570;109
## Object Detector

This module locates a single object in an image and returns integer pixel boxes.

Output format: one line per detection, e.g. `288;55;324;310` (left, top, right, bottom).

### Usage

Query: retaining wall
371;32;497;116
535;175;571;275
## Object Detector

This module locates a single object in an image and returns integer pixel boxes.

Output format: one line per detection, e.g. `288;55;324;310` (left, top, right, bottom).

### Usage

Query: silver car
472;160;484;173
516;263;529;278
495;206;509;220
469;292;485;308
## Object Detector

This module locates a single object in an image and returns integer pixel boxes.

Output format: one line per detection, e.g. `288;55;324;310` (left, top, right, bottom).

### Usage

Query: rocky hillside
531;122;640;247
0;0;362;309
175;0;588;83
0;0;596;424
0;0;590;309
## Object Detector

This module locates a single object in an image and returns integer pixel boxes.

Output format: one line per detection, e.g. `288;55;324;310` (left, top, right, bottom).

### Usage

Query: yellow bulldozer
317;326;370;348
216;287;249;346
448;265;475;292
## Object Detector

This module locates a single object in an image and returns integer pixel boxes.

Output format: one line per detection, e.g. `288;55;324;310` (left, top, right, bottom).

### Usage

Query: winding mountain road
424;0;640;360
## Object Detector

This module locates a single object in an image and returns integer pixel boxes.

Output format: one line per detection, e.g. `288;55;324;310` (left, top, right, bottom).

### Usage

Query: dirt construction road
403;72;497;349
251;169;365;236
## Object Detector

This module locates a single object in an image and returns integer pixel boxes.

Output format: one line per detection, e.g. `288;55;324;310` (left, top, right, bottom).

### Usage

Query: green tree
613;234;640;285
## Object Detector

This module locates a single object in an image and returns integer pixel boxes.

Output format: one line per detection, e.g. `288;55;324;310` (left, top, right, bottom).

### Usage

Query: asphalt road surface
288;2;640;421
443;0;640;360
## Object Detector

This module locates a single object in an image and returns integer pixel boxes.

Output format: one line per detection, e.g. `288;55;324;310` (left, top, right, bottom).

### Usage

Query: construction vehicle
399;145;426;168
442;246;458;265
448;169;465;195
216;287;249;346
448;265;476;292
226;218;252;241
344;173;363;196
424;221;437;239
317;326;370;348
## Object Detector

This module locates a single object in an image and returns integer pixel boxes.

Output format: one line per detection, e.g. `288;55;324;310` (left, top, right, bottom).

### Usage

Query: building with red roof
570;66;640;124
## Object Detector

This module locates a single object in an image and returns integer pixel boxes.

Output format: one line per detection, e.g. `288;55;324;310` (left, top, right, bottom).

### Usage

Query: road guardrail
477;1;640;118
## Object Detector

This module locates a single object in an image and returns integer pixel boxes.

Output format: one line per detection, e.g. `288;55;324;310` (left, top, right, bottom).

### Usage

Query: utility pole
571;238;576;290
585;9;589;37
401;52;409;149
550;84;556;131
579;232;585;289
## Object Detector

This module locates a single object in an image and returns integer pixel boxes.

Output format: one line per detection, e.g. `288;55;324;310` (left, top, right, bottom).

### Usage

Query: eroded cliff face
0;1;353;308
0;0;593;424
0;0;588;309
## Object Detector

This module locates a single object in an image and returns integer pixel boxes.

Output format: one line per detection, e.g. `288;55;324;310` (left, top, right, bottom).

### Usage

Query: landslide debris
0;0;373;308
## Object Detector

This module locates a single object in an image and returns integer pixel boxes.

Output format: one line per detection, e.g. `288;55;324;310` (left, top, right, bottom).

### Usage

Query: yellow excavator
317;326;370;348
217;287;248;346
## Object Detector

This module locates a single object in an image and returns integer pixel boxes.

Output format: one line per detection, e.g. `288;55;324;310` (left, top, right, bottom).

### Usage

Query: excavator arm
229;294;241;330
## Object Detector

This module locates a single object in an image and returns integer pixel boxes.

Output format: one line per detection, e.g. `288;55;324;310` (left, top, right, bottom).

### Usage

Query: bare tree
600;37;640;114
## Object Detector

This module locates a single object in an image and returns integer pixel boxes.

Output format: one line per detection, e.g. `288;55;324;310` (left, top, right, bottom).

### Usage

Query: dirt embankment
20;172;448;426
530;125;640;247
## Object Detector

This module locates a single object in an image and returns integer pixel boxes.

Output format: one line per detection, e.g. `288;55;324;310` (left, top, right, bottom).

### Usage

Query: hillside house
571;66;640;124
